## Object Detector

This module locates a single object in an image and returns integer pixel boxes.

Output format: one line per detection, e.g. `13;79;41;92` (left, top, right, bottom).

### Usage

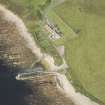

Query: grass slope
48;0;105;104
0;0;46;31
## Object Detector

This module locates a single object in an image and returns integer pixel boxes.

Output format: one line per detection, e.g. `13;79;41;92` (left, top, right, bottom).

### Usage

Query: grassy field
47;11;77;42
47;0;105;104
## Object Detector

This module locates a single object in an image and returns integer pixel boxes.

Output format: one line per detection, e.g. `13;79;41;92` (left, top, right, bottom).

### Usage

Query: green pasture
48;0;105;104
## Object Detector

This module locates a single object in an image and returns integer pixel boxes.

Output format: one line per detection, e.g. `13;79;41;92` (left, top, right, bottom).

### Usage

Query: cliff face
0;11;36;71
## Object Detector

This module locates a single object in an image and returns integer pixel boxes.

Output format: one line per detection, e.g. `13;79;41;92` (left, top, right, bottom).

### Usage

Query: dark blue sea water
0;61;33;105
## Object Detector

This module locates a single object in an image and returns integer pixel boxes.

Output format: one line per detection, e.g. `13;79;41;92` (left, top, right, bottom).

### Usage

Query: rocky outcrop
24;75;74;105
0;11;36;71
